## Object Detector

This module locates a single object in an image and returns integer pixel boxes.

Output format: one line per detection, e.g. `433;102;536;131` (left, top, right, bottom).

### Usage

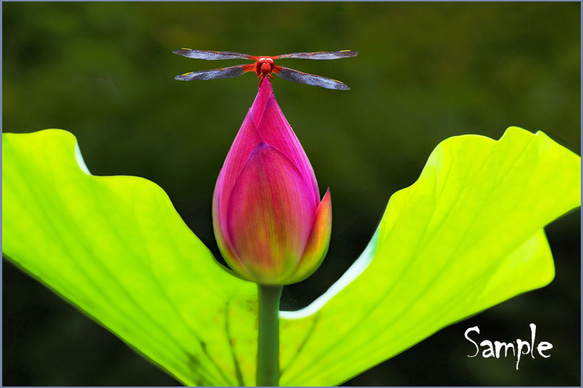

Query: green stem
256;284;283;386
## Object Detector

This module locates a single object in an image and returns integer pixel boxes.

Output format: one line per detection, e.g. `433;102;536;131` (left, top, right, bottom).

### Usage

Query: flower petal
255;81;319;206
213;114;263;257
226;143;316;284
286;188;332;284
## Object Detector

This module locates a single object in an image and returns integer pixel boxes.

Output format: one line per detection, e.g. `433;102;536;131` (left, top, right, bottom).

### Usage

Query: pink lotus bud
212;79;332;285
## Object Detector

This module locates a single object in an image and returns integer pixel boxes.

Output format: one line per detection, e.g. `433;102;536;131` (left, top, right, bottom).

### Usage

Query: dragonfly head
256;57;275;77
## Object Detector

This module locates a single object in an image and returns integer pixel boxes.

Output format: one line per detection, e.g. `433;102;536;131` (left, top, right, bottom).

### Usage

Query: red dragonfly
173;49;358;90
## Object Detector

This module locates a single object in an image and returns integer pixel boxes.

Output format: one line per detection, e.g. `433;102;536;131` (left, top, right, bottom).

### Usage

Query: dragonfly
173;49;358;90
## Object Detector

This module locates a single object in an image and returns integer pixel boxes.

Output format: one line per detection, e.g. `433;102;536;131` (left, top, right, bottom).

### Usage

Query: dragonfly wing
173;49;255;61
275;50;358;60
274;67;350;90
175;64;249;81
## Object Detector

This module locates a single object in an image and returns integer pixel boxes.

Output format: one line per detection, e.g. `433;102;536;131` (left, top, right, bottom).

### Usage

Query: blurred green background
3;2;580;386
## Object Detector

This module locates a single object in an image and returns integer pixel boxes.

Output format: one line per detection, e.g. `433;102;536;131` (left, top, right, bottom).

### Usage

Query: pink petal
255;91;319;207
286;188;332;284
213;114;263;252
226;143;316;284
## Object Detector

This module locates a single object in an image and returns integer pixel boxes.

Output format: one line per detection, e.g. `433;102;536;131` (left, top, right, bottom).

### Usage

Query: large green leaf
2;129;258;386
2;127;579;386
278;127;580;384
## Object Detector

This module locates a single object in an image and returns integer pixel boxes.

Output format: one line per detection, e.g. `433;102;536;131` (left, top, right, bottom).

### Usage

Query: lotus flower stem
256;284;283;386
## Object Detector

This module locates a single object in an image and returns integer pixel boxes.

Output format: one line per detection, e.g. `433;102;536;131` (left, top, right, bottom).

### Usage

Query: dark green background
3;2;580;386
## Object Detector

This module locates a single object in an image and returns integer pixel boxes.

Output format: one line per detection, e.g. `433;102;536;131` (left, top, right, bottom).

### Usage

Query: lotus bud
212;79;332;285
